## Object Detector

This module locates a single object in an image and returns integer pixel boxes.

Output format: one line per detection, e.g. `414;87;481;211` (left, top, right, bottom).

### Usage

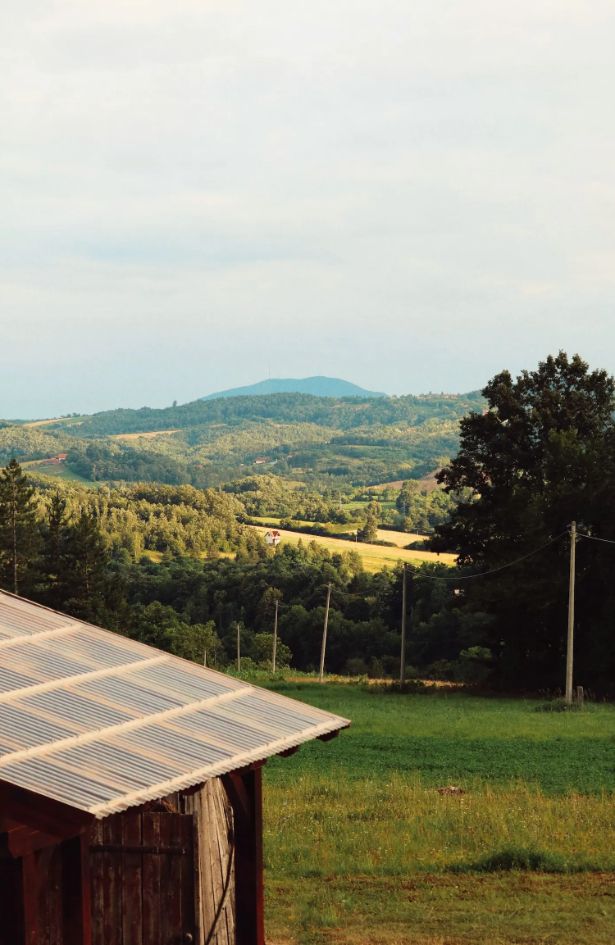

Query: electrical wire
412;531;568;582
577;532;615;546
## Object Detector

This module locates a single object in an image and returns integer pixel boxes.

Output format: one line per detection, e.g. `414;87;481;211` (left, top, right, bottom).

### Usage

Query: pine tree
62;509;109;622
0;459;40;594
39;492;69;607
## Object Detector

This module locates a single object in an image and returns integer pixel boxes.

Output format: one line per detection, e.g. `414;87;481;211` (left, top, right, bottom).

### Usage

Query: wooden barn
0;591;349;945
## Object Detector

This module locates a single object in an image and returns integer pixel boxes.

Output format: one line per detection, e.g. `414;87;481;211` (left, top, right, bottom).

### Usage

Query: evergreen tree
39;491;69;607
62;509;110;622
0;459;40;594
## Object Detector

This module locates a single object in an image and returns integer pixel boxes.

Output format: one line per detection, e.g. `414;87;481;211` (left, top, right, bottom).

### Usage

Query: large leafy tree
433;352;615;691
0;459;40;594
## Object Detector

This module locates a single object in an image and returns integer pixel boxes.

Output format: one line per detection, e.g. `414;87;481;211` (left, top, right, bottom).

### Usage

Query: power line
577;532;615;546
414;532;568;583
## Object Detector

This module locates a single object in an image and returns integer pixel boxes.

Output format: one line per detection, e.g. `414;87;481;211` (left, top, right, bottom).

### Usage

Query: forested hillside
1;391;482;489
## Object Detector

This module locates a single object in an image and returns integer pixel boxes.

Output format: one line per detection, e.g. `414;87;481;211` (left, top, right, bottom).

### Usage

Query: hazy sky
2;1;615;416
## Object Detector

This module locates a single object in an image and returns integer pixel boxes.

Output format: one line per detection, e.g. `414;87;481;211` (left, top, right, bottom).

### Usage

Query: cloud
2;1;615;414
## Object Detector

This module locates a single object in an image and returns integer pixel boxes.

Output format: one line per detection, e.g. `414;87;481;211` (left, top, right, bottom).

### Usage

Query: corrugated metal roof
0;591;349;817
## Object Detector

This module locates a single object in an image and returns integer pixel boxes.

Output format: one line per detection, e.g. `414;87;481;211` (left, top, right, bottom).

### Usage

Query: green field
263;684;615;944
23;463;95;486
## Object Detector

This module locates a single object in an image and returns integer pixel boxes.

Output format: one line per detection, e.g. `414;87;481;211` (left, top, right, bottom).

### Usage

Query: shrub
452;847;598;874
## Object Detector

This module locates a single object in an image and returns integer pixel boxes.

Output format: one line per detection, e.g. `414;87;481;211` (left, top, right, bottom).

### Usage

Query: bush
424;659;456;681
454;646;492;685
344;657;369;676
452;846;598;874
534;698;583;713
367;657;385;679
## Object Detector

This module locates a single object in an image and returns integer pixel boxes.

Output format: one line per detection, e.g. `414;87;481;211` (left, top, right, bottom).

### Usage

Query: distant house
265;529;281;547
43;452;68;465
253;457;269;465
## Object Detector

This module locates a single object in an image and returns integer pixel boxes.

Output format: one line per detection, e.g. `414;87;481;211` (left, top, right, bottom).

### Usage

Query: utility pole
272;599;279;673
565;521;577;705
236;622;241;673
203;648;207;668
319;583;332;683
400;566;407;688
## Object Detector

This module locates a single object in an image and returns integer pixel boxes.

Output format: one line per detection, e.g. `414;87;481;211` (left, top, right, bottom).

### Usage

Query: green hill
0;391;484;489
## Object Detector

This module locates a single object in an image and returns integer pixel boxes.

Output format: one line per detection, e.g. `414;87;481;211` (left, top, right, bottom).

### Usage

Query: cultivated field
263;683;615;945
254;525;456;570
109;428;180;441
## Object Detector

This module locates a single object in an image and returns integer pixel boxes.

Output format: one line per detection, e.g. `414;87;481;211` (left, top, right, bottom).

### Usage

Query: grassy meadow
262;684;615;945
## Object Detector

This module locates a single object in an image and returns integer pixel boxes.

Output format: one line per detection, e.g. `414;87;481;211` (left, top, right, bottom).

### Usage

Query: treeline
118;547;479;679
34;480;259;560
0;460;485;682
67;441;212;487
0;465;260;605
51;391;483;437
224;475;351;523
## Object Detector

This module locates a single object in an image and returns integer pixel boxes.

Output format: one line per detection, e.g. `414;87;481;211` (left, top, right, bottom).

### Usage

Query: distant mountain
201;376;386;401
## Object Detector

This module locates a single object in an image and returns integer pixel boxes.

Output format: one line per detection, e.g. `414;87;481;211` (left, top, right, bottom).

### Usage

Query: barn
0;590;349;945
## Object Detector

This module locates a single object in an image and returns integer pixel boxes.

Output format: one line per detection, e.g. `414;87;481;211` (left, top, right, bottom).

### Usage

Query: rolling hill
0;390;483;490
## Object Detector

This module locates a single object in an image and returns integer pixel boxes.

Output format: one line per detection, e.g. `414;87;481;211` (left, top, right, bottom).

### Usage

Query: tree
39;491;69;606
358;501;380;542
433;352;615;690
61;509;110;622
124;602;222;665
0;459;40;594
252;632;293;670
396;481;420;516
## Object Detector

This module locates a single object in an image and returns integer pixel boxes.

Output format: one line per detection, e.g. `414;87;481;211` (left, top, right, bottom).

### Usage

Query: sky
2;1;615;417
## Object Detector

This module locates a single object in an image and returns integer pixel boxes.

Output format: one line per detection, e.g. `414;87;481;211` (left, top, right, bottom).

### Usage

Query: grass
253;526;456;570
26;465;95;486
267;873;615;945
262;684;615;944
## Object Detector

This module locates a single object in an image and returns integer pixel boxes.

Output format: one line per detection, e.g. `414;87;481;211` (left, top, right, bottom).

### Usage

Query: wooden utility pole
272;599;279;673
319;583;332;683
203;648;207;668
400;566;407;688
236;622;241;672
565;521;577;705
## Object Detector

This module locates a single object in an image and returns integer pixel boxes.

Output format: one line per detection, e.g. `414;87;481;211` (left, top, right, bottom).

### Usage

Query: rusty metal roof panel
0;591;349;817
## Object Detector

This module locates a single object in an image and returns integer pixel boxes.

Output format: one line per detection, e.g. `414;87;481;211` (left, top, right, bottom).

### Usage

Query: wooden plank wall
183;780;236;945
0;779;237;945
89;799;196;945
